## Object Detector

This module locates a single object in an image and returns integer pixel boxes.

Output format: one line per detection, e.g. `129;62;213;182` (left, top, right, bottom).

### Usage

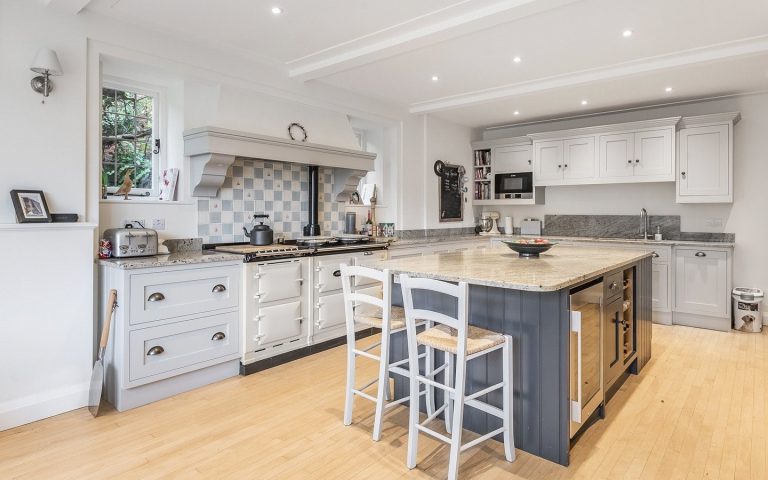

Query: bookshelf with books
473;148;492;201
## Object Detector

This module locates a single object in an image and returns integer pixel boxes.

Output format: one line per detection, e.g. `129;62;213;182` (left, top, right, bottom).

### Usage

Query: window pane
102;86;156;191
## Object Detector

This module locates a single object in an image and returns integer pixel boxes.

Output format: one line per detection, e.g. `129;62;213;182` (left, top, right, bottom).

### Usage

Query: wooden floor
1;324;766;479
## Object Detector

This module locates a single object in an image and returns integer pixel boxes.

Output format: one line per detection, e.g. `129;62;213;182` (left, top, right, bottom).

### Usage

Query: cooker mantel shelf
183;126;377;197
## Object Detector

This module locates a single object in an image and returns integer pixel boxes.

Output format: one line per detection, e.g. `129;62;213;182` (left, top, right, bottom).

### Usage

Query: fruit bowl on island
499;238;556;257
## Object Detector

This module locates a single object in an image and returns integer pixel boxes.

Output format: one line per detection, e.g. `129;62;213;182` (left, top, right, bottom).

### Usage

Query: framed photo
10;190;51;223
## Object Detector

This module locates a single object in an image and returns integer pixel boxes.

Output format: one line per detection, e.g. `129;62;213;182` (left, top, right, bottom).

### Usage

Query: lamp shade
30;48;63;76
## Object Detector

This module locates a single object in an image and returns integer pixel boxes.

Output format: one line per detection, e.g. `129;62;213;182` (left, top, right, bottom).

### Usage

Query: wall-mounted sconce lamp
30;48;63;102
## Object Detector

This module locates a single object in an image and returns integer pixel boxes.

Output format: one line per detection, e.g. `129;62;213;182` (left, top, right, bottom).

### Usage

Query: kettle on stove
243;214;274;246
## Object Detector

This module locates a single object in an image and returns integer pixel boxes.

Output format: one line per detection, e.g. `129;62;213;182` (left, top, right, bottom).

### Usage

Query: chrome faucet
640;208;649;240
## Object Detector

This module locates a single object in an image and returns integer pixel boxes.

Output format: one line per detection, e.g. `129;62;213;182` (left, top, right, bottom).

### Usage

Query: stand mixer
479;211;501;236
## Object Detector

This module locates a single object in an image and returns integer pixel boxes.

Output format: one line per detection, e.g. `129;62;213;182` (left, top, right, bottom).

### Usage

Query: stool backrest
400;274;469;347
340;264;391;333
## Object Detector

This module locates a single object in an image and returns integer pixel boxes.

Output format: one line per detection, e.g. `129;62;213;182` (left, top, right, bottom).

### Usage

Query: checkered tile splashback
197;158;345;243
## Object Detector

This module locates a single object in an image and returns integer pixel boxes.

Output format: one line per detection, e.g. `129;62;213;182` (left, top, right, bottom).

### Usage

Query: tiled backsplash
197;158;344;243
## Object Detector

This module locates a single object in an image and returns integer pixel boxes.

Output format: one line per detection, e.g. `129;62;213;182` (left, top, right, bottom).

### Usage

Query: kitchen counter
98;251;242;270
389;233;733;248
364;244;651;291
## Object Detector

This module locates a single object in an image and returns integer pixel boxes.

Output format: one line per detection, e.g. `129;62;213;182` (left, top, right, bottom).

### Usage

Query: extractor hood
184;126;376;197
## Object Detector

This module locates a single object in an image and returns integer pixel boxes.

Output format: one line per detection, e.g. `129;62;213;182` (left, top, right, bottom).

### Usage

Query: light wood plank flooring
1;324;766;479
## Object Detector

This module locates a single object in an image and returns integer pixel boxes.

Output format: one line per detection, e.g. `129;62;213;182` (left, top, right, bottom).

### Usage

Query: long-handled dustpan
89;289;117;417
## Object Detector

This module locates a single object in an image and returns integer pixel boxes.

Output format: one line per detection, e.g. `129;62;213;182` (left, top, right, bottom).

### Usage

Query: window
101;82;161;196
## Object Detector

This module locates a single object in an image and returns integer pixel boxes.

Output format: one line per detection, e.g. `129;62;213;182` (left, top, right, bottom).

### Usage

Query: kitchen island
363;244;653;466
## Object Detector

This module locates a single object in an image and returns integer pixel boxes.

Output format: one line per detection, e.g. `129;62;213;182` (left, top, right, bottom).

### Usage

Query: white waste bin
732;288;764;333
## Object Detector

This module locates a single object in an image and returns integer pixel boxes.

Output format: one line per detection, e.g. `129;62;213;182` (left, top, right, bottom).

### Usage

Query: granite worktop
390;234;733;249
362;244;652;291
98;251;243;270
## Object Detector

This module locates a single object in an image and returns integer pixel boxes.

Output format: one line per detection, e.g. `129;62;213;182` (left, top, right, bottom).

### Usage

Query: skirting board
0;382;88;431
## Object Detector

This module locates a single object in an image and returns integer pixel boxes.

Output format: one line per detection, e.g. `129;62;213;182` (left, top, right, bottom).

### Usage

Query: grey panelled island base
362;245;653;466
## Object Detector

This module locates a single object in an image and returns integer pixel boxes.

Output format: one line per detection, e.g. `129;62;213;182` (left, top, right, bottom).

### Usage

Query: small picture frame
10;190;51;223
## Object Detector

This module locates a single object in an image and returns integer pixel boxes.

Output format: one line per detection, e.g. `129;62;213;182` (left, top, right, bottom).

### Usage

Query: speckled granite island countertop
362;244;652;291
98;251;242;270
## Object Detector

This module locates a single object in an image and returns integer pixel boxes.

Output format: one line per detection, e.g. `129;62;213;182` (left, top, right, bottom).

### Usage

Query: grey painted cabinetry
100;261;242;411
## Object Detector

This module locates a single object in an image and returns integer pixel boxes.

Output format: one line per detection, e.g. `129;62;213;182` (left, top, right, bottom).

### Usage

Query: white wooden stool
400;274;515;480
340;265;435;441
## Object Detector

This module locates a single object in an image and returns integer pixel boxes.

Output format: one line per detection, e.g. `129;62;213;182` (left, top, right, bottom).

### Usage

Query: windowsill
99;197;194;206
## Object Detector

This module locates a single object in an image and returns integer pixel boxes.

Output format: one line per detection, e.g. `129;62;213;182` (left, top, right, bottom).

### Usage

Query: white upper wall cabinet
530;117;680;187
677;113;739;203
563;136;596;181
492;144;532;172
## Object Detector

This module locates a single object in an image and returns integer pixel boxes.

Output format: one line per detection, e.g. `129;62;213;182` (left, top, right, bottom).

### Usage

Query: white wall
0;0;460;428
479;93;768;294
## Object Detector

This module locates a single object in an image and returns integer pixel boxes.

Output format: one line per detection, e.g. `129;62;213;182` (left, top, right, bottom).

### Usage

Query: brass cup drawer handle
211;332;226;341
212;284;227;293
148;292;165;302
695;251;707;257
652;252;659;258
147;346;165;356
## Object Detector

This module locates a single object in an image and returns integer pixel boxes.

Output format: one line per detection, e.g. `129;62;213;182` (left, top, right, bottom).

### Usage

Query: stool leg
502;337;516;462
425;345;435;417
372;329;391;441
444;351;454;434
343;337;356;426
407;366;420;469
447;353;466;480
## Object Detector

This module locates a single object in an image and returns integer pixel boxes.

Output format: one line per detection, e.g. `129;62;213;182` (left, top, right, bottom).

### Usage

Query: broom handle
100;290;117;350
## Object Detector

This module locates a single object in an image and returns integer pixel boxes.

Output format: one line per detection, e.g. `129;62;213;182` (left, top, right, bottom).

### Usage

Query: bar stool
400;274;515;480
340;264;434;441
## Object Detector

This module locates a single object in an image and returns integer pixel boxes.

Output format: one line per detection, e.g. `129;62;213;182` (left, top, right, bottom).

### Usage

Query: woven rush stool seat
355;305;406;330
417;324;504;355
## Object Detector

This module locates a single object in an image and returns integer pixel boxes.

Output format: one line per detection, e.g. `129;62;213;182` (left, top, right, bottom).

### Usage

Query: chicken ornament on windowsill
115;168;134;200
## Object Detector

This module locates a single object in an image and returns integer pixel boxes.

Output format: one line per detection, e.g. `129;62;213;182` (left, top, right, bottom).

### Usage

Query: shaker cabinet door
633;129;673;178
599;133;634;178
534;140;564;185
674;249;728;317
492;144;532;172
678;124;730;198
563;136;596;181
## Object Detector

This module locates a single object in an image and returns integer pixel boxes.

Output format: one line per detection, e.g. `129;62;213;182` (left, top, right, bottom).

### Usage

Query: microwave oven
494;172;533;199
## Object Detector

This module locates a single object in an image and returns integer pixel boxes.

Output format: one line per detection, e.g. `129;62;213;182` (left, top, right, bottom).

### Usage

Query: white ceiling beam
42;0;94;15
409;35;768;114
287;0;584;81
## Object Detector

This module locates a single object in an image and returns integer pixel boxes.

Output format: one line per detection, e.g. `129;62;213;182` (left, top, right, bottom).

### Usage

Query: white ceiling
82;0;768;128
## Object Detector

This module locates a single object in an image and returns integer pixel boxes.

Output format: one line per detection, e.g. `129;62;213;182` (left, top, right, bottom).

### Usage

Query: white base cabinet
674;248;730;319
100;261;242;411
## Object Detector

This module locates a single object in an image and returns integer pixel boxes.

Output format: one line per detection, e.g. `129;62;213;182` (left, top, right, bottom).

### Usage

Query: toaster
102;226;159;257
520;218;542;236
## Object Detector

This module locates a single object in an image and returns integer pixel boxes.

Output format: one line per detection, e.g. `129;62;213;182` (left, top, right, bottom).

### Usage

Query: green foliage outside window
102;87;155;190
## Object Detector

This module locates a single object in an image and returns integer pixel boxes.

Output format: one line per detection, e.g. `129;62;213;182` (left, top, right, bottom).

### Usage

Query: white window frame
101;76;166;198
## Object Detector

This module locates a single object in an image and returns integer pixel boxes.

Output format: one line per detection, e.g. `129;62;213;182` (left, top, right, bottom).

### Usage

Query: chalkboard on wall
436;162;464;222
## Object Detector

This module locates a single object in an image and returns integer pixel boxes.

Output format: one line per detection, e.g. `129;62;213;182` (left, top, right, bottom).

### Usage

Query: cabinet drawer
130;266;239;325
647;247;670;263
129;311;238;382
604;271;624;300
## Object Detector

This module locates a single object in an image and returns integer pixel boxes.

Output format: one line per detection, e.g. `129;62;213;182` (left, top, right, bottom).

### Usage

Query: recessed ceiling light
581;100;588;106
513;110;520;115
431;75;439;82
512;56;522;64
271;6;283;14
665;86;673;93
622;29;633;38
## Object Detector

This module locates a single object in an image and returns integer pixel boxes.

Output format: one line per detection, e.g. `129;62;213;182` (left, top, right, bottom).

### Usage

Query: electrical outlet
706;217;724;228
121;219;146;228
151;218;166;230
